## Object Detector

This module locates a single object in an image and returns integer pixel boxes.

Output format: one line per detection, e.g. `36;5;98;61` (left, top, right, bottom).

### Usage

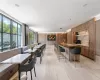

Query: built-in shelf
76;34;88;36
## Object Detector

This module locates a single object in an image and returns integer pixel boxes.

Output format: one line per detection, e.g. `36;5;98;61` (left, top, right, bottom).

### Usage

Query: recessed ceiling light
83;4;88;7
15;4;20;7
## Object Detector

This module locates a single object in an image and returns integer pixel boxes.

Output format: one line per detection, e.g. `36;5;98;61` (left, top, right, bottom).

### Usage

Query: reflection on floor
21;45;100;80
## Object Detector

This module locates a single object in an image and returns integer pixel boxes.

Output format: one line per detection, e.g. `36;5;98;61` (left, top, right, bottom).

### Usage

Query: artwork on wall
47;34;56;41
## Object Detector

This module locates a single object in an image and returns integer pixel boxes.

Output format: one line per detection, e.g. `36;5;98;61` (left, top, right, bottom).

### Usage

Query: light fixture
60;28;62;29
15;4;20;7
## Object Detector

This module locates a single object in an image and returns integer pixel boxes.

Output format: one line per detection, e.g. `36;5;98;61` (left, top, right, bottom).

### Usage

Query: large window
0;15;2;51
0;14;22;52
18;24;21;46
12;21;18;48
29;31;34;45
3;17;11;50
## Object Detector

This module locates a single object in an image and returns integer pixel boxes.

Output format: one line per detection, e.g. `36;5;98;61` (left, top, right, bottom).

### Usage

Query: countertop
0;64;12;77
60;43;88;48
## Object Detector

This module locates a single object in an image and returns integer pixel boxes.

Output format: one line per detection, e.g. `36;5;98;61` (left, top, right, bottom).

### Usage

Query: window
0;14;22;52
3;17;11;50
0;15;2;51
18;24;21;47
3;33;10;50
0;15;1;32
0;33;1;51
12;21;17;34
3;17;10;33
32;32;34;44
29;31;34;44
12;21;18;48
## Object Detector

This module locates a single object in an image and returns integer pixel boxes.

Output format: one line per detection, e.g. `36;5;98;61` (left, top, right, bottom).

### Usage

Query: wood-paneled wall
67;31;72;44
56;33;67;44
71;19;96;60
96;20;100;56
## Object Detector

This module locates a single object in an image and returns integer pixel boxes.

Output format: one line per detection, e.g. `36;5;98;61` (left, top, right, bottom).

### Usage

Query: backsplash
77;31;89;46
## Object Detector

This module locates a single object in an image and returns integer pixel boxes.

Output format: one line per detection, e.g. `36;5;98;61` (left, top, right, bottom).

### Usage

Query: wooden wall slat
71;19;96;60
56;33;67;44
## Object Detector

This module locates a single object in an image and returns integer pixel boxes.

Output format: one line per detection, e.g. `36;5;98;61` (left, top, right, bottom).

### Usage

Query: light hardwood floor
21;45;100;80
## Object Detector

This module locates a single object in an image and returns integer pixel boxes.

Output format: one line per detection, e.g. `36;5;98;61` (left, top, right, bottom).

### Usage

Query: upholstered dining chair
19;57;36;80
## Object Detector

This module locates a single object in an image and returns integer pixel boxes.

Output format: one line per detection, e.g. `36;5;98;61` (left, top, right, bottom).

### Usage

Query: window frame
0;13;22;52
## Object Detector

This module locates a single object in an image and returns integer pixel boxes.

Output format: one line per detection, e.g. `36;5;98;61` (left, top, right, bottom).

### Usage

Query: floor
21;45;100;80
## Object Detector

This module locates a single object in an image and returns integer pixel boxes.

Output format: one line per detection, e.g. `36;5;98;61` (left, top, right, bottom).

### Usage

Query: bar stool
57;46;67;61
69;47;81;67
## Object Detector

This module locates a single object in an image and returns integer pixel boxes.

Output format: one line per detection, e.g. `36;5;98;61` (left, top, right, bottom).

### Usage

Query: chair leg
34;67;36;77
39;53;41;64
30;70;32;80
26;72;27;80
40;55;42;64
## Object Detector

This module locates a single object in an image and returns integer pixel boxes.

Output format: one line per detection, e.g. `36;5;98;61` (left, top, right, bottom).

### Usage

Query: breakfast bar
59;44;83;61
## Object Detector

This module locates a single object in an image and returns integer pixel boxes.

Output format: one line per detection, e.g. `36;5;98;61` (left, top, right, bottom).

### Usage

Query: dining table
24;48;37;53
24;48;38;59
34;43;44;49
0;54;31;80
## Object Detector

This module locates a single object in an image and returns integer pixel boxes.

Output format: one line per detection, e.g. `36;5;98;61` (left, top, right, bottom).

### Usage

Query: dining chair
19;57;36;80
36;45;45;64
39;45;45;64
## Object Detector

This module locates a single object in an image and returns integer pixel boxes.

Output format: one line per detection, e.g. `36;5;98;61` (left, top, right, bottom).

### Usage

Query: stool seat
69;47;81;54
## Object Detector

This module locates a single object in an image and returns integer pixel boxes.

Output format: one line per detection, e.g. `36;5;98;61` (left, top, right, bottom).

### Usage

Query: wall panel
71;19;96;60
96;20;100;56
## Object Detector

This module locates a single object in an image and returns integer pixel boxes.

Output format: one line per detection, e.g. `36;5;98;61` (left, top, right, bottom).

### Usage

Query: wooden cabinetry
71;19;96;60
67;31;72;44
81;46;89;57
88;20;96;60
72;32;76;43
56;33;67;44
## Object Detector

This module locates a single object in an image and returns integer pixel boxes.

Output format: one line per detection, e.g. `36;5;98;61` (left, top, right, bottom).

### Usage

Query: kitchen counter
61;43;82;47
61;43;88;48
59;43;85;61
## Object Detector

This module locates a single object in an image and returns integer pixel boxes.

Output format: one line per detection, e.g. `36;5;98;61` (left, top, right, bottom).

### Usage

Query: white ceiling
0;0;100;32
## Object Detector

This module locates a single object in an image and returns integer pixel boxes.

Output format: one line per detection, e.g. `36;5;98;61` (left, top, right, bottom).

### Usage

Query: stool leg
74;54;76;67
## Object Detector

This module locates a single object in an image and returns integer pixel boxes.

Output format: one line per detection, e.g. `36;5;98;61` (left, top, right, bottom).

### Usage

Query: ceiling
0;0;100;32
